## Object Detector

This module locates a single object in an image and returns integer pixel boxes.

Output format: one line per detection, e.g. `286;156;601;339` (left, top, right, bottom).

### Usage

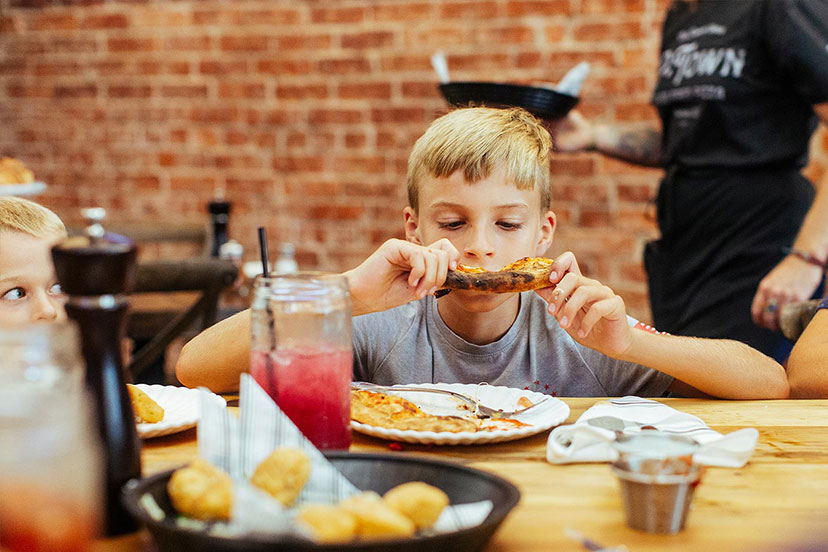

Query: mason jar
250;272;353;450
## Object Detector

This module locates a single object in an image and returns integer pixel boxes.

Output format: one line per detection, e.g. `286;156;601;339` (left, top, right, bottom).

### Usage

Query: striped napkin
546;396;758;468
196;374;493;537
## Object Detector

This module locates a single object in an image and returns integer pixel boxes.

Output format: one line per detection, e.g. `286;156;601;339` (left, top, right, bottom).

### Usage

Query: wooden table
95;398;828;552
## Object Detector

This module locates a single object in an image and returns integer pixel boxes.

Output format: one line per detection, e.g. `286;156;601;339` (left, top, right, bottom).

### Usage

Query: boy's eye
438;221;465;230
48;283;63;296
1;287;26;301
497;221;523;230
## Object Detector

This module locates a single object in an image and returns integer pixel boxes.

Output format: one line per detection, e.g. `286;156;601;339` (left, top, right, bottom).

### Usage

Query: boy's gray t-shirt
353;293;673;397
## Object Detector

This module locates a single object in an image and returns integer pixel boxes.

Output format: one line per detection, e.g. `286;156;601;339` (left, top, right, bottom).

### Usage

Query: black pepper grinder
208;191;231;257
51;207;141;536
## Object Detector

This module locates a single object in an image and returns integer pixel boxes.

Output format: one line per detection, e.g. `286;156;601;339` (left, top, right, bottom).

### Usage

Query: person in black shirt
551;0;828;361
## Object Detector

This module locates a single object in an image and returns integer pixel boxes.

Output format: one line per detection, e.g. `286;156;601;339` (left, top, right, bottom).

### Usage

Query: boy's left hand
535;251;634;357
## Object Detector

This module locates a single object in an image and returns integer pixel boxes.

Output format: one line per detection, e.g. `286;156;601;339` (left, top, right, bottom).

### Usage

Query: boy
0;197;67;325
176;107;788;399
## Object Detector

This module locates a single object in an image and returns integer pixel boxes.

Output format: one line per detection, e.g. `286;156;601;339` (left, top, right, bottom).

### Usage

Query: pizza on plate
437;257;555;296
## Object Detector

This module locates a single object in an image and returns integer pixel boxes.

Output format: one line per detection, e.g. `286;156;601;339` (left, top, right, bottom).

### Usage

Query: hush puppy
251;448;311;506
338;491;416;539
383;482;449;529
167;459;233;521
296;504;358;543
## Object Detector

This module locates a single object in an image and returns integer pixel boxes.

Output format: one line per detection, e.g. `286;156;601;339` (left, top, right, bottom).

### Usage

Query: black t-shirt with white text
654;0;828;169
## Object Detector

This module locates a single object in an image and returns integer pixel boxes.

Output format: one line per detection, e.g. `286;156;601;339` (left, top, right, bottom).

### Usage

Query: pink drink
251;347;352;450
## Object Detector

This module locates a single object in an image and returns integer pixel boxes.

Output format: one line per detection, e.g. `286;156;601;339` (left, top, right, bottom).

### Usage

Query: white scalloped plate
134;384;226;439
351;383;570;445
0;182;46;196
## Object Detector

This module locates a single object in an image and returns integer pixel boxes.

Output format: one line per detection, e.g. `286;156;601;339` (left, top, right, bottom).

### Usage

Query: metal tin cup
611;432;703;534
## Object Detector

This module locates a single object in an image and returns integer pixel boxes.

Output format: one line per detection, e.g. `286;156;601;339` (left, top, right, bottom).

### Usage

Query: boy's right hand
344;239;459;316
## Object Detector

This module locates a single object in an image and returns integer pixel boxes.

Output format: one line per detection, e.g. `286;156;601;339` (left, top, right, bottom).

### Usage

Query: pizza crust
438;257;555;295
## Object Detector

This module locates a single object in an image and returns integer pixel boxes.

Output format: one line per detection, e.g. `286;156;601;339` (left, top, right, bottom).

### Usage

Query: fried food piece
167;459;232;521
0;157;34;184
127;384;164;423
250;448;311;507
351;390;479;433
383;482;449;530
438;257;555;295
338;491;416;539
296;504;358;543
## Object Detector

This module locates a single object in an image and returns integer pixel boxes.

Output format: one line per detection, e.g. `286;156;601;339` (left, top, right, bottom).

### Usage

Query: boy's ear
536;210;557;255
403;206;422;245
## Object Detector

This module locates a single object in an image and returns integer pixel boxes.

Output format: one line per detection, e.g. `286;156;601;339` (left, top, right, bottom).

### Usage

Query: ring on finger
765;298;779;313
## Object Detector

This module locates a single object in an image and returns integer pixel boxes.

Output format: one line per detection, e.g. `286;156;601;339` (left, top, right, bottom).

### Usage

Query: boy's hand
535;251;634;357
344;238;459;316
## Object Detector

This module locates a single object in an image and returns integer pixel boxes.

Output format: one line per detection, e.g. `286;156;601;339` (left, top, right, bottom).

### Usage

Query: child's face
0;231;66;326
404;167;556;312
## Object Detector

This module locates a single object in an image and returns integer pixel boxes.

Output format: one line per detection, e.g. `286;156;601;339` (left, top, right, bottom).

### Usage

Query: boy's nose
31;292;64;322
464;228;495;259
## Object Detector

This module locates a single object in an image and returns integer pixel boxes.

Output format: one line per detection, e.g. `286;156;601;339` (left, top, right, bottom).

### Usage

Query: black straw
258;226;270;277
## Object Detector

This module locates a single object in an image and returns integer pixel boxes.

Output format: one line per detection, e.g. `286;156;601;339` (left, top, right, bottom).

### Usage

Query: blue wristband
818;297;828;311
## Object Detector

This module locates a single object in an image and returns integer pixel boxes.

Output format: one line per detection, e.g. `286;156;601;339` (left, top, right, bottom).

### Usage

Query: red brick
309;109;362;125
273;156;325;172
370;107;425;124
545;24;566;43
342;31;394;49
345;133;367;148
220;36;268;51
582;0;645;14
308;205;365;220
286;181;339;196
108;85;152;98
477;25;535;44
161;85;208;99
170;176;215;191
54;84;98;99
166;35;211;51
447;54;510;71
402;81;438;98
333;155;386;173
170;129;188;143
441;2;498;19
277;34;332;50
200;60;248;74
580;208;612;228
52;37;97;53
29;13;77;31
338;82;391;100
404;26;473;47
276;84;328;100
190;107;239;123
229;9;301;25
380;55;431;72
82;13;128;29
1;15;20;32
317;57;371;74
311;7;364;23
219;82;265;99
574;21;643;42
34;62;79;76
506;0;571;16
0;58;26;74
257;59;312;75
108;37;154;52
515;52;542;68
373;4;434;21
615;102;658;121
158;152;175;167
549;158;596;176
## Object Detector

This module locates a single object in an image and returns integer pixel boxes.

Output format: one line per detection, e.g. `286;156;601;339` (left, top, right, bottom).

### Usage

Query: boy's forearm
617;330;789;399
787;311;828;398
593;124;663;167
175;309;251;392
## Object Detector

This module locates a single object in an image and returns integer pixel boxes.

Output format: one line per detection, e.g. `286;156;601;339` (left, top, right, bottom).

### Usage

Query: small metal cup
612;460;702;534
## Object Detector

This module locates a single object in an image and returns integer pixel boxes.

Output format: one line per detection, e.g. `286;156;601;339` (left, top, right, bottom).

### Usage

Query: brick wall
1;0;826;322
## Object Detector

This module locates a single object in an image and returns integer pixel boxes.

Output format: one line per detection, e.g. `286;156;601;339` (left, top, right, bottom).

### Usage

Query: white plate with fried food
131;384;226;439
0;181;47;197
351;383;570;445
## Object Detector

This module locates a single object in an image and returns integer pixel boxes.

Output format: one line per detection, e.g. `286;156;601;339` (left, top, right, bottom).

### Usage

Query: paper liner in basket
196;373;493;538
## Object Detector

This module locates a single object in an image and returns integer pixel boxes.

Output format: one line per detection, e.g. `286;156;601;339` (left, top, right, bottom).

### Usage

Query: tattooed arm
592;124;662;167
549;110;663;167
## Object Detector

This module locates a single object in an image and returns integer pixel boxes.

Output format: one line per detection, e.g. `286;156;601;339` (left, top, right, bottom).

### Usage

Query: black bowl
122;452;520;552
439;82;579;120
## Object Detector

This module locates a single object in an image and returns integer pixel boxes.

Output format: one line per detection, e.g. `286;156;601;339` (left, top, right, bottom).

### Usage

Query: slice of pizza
437;257;555;296
351;390;479;433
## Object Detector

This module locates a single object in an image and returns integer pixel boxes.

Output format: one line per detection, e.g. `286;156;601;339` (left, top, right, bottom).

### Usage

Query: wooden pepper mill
51;207;141;536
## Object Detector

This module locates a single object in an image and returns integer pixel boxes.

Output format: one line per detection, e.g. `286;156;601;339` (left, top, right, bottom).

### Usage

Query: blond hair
407;107;552;212
0;197;66;238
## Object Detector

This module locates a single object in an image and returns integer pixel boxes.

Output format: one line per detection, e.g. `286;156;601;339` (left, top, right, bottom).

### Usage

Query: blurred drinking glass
0;322;102;551
250;272;353;450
